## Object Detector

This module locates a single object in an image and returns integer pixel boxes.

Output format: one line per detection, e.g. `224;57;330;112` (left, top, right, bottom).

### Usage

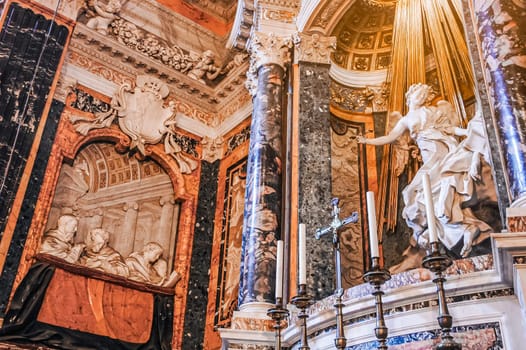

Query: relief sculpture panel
44;142;181;283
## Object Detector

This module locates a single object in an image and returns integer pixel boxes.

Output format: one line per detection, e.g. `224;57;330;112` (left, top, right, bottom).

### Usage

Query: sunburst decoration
379;0;475;232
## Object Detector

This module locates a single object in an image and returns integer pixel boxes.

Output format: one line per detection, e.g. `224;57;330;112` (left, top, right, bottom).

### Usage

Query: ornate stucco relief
293;32;336;64
70;75;198;173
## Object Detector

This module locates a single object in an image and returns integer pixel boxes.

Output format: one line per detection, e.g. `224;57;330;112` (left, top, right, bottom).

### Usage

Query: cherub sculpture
85;0;122;35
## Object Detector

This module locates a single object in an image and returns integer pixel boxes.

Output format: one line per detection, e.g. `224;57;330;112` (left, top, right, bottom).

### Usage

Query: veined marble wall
298;62;334;299
1;81;202;348
330;116;367;287
0;1;71;316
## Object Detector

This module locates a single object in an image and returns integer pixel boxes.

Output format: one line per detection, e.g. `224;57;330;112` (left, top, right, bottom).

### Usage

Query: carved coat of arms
70;75;197;173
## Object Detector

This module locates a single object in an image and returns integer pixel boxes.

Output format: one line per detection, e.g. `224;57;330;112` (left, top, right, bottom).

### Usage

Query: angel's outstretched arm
357;111;407;146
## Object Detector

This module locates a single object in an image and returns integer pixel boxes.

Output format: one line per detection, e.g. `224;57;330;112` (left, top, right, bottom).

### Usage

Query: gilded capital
249;32;293;71
293;32;336;65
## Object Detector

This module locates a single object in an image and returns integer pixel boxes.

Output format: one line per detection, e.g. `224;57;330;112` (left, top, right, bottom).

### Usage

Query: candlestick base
364;259;391;350
267;299;289;350
291;284;313;350
422;242;462;350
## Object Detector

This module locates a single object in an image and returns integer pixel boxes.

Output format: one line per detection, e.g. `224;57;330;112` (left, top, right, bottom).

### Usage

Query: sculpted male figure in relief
80;228;129;277
40;215;85;264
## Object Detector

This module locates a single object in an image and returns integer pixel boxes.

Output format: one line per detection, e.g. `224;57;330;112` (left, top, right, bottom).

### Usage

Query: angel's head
405;83;434;108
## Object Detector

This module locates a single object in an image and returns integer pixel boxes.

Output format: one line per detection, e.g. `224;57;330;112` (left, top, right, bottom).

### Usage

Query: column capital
249;32;292;70
293;32;336;65
246;32;292;96
123;202;139;211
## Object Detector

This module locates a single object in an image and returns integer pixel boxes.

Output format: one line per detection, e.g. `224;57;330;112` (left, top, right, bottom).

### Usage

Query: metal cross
315;197;358;350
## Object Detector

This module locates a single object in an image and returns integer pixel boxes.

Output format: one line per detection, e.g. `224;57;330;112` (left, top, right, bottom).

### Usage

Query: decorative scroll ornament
245;32;292;96
70;75;198;174
293;32;336;65
365;82;390;112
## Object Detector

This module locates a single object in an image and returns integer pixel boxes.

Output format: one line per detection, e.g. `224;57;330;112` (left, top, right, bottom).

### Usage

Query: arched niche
13;92;199;347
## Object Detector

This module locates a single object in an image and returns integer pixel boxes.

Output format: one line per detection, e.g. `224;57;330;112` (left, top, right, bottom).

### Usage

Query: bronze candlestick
290;284;313;350
267;297;289;350
363;256;391;350
422;241;462;350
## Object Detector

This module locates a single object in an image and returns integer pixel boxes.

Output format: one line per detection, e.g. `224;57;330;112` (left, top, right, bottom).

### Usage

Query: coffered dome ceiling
331;0;396;72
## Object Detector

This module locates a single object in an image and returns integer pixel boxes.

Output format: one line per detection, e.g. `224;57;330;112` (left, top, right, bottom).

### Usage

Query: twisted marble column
238;33;291;309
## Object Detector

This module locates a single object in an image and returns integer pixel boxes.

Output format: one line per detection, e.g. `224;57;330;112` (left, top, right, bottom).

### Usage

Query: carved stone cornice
68;24;250;123
293;32;336;64
118;0;230;59
227;0;255;50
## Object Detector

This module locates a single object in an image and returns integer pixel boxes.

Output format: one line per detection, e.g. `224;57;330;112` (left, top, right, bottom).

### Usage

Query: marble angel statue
357;83;496;258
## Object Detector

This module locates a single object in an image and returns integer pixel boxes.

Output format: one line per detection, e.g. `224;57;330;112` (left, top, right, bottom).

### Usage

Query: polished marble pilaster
295;33;336;299
0;100;64;316
0;3;69;238
0;4;70;318
183;160;220;349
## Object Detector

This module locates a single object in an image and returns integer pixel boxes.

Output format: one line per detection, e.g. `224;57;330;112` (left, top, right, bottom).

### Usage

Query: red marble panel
37;268;153;343
203;117;250;350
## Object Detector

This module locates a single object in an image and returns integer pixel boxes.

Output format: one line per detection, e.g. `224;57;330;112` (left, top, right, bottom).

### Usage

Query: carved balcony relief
42;142;182;287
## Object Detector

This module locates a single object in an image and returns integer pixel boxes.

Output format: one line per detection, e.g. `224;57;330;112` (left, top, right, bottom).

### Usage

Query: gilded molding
293;32;336;64
330;82;371;113
311;0;346;29
261;8;296;23
256;0;300;9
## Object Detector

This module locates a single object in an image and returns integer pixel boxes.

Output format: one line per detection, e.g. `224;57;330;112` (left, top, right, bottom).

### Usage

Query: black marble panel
182;160;219;349
0;100;64;316
298;62;334;300
0;3;69;238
